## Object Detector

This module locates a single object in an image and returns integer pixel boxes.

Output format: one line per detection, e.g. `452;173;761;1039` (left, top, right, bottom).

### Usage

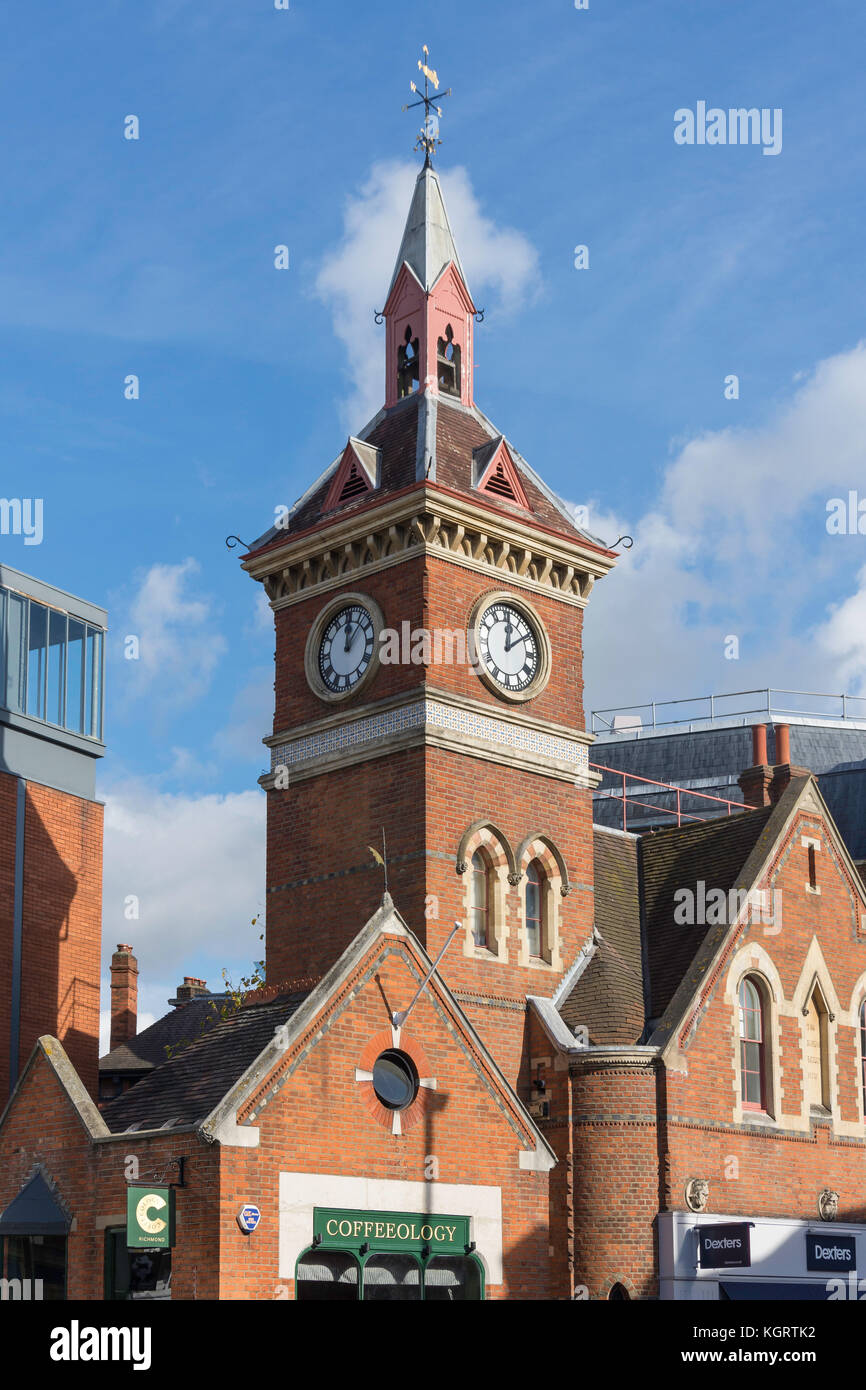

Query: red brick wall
0;1046;220;1300
19;784;102;1099
0;771;18;1102
221;942;551;1300
544;807;866;1299
266;546;595;1072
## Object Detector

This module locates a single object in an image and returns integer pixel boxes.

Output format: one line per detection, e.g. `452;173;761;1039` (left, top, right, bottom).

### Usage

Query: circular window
372;1050;419;1111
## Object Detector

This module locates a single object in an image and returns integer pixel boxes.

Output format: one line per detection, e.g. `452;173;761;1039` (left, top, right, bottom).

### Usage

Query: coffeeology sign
314;1207;470;1254
698;1222;752;1269
126;1186;176;1250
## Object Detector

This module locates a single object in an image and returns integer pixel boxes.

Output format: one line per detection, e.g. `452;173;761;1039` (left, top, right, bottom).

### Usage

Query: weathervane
402;45;451;163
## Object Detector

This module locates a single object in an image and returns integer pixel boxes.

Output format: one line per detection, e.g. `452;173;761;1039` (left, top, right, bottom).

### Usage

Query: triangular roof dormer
473;437;531;510
323;438;382;513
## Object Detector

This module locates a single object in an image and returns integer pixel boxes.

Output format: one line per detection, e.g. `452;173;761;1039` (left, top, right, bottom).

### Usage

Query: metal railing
589;761;744;832
590;687;866;736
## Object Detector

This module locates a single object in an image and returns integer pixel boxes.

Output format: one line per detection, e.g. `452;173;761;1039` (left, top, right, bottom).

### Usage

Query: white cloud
316;160;541;427
101;782;265;1000
817;564;866;695
117;559;227;715
583;343;866;715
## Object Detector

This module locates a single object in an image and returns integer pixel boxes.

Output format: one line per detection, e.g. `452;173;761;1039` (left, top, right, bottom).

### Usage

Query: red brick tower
244;156;618;1080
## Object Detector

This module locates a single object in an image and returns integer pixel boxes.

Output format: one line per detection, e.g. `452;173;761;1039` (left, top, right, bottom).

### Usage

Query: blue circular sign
237;1204;261;1234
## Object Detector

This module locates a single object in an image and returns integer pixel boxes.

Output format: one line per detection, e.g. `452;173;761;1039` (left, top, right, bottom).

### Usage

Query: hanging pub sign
314;1207;470;1254
126;1185;176;1250
806;1233;856;1273
697;1222;752;1269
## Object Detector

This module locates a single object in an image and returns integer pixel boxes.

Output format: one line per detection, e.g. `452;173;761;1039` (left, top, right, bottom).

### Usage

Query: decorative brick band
270;698;590;775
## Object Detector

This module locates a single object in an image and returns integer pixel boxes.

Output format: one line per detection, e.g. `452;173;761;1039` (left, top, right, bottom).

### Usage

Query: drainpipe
9;779;25;1088
566;1068;575;1300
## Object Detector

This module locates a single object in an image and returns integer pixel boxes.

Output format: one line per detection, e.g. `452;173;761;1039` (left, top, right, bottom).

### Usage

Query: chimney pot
751;724;768;767
774;723;791;765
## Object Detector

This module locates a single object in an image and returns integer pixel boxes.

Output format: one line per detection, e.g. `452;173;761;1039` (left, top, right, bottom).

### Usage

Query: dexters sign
126;1186;175;1249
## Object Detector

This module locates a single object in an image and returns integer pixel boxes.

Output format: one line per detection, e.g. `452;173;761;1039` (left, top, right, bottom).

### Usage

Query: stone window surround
725;941;864;1136
455;822;568;971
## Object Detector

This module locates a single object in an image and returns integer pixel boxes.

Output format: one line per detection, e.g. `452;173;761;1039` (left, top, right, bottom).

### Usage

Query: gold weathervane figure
402;45;452;163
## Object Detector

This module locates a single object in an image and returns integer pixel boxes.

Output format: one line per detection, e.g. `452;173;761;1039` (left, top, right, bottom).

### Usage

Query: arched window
470;849;493;950
859;1000;866;1118
437;324;461;396
608;1282;630;1301
738;976;767;1111
803;985;831;1112
525;859;545;958
397;325;420;398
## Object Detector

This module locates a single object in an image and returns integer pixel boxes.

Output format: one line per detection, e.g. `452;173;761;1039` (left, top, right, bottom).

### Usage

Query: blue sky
2;0;865;1029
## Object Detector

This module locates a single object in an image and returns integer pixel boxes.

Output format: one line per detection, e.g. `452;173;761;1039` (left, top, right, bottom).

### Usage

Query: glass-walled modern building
0;564;106;799
1;581;104;740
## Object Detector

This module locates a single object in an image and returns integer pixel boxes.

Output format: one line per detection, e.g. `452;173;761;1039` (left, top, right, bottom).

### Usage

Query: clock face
477;602;541;693
318;604;375;693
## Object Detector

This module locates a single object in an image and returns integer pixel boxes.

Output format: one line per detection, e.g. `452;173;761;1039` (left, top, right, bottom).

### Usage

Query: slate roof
557;805;783;1045
99;995;231;1076
385;163;469;301
99;992;309;1133
249;393;609;554
559;828;645;1045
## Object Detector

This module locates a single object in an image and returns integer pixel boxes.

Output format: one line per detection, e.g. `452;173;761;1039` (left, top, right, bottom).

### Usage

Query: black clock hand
505;628;529;654
344;622;354;652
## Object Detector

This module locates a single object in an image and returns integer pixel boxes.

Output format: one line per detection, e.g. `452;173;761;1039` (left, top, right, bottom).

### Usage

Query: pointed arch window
437;324;461;397
397;325;420;399
470;849;494;950
803;985;831;1112
525;859;546;959
738;976;767;1111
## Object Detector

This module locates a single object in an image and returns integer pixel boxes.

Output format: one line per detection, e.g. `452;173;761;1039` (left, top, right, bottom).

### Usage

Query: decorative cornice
243;487;614;611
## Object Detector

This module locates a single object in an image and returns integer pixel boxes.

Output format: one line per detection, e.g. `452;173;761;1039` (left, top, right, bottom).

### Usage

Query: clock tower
243;80;619;1080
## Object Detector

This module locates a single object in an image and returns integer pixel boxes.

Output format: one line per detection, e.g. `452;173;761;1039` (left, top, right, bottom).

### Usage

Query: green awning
0;1173;70;1236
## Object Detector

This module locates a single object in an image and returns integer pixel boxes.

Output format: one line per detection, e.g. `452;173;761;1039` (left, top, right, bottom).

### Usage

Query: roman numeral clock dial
319;606;374;692
305;592;385;704
472;594;550;702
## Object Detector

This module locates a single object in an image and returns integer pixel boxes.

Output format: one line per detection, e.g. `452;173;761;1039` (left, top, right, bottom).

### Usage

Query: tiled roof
559;828;644;1045
557;808;783;1045
99;993;309;1133
251;393;602;550
99;995;230;1076
639;805;775;1021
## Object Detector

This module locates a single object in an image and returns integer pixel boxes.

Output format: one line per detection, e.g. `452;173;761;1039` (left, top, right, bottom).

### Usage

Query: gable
472;438;530;510
232;929;548;1166
322;439;382;513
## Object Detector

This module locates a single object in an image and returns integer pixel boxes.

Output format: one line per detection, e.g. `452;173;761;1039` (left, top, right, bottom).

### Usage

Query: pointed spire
385;162;469;303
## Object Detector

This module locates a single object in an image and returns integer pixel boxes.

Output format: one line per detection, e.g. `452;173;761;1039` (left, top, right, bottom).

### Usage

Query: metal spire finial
401;45;451;163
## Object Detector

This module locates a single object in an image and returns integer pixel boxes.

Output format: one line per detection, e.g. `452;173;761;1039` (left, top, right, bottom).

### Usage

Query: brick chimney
738;725;774;808
109;944;139;1050
738;723;812;808
168;976;209;1008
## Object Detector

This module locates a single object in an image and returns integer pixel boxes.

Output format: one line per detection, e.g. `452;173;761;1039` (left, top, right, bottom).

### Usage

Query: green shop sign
314;1207;470;1254
126;1185;176;1249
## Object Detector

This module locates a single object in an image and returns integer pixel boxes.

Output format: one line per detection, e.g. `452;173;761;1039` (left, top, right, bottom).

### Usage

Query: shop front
296;1207;485;1301
658;1210;866;1300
